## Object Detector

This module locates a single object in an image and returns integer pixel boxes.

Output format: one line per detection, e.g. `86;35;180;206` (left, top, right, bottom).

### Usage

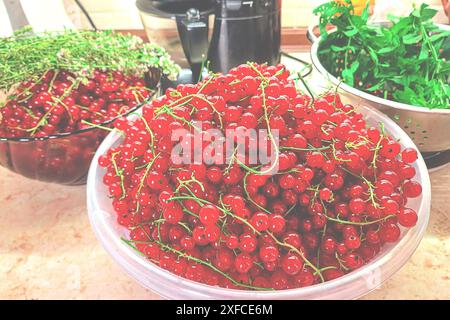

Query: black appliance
136;0;281;83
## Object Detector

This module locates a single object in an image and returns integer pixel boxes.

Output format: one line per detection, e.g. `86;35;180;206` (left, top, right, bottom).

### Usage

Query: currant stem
125;231;273;291
111;151;127;200
323;213;396;226
155;240;274;291
243;171;272;215
267;231;325;282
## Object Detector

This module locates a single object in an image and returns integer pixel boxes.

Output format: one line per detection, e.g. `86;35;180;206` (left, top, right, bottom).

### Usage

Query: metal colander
308;24;450;153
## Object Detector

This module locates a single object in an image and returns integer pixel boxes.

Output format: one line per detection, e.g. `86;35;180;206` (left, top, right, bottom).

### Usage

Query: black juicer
137;0;281;83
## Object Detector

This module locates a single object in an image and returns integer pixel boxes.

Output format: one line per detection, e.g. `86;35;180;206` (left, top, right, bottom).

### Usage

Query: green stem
155;241;273;291
111;151;126;200
323;213;396;226
267;231;325;282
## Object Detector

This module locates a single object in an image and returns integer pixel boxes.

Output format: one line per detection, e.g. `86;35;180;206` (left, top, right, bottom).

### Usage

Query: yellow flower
335;0;375;15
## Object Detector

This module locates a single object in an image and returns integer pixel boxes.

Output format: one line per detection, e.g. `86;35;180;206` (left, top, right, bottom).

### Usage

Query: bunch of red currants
98;63;422;290
0;69;152;138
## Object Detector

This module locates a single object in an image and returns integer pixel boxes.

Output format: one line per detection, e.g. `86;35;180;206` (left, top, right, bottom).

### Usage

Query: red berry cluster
0;69;152;138
99;63;422;291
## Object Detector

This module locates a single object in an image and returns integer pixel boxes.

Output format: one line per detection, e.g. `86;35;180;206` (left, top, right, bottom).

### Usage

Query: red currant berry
268;214;286;233
403;180;422;198
280;254;303;276
199;204;221;226
259;246;279;263
401;148;418;164
397;207;418;227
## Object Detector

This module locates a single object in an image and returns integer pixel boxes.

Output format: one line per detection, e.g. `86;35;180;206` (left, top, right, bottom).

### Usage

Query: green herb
314;1;450;109
0;27;180;91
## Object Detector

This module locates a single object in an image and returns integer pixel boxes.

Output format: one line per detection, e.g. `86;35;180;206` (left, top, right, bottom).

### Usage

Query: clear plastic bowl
87;106;431;299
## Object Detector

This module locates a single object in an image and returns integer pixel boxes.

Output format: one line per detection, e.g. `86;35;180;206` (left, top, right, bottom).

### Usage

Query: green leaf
367;47;379;64
360;1;370;22
418;44;429;60
330;45;346;52
313;0;450;109
342;68;354;86
403;34;422;45
366;81;385;92
429;30;450;42
377;46;395;54
343;28;358;37
419;4;437;21
350;60;360;72
342;60;360;86
330;44;355;52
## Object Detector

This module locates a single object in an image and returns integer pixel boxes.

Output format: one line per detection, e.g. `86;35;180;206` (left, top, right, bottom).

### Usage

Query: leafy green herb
0;27;180;91
314;1;450;109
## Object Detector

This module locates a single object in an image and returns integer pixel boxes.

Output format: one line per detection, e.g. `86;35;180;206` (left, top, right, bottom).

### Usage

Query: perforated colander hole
422;130;427;134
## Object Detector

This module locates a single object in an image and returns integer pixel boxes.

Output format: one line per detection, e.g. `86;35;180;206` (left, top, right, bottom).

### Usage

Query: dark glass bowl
0;68;161;185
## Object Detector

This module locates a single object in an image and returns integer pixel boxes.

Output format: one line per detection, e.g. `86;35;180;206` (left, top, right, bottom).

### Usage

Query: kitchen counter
0;53;449;300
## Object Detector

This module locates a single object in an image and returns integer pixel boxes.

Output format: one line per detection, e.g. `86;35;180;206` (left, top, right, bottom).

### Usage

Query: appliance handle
176;9;209;82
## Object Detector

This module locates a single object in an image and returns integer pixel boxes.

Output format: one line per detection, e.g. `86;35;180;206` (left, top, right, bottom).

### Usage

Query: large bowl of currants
0;29;179;185
87;63;430;299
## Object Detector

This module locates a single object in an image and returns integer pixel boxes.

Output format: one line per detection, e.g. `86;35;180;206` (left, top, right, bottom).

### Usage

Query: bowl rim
309;25;450;115
87;106;431;299
0;71;161;142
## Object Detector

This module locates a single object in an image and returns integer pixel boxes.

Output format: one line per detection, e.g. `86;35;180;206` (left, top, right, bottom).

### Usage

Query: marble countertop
1;53;449;300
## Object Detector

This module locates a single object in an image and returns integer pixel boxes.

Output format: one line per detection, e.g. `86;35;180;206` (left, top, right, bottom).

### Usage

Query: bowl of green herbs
309;1;450;153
